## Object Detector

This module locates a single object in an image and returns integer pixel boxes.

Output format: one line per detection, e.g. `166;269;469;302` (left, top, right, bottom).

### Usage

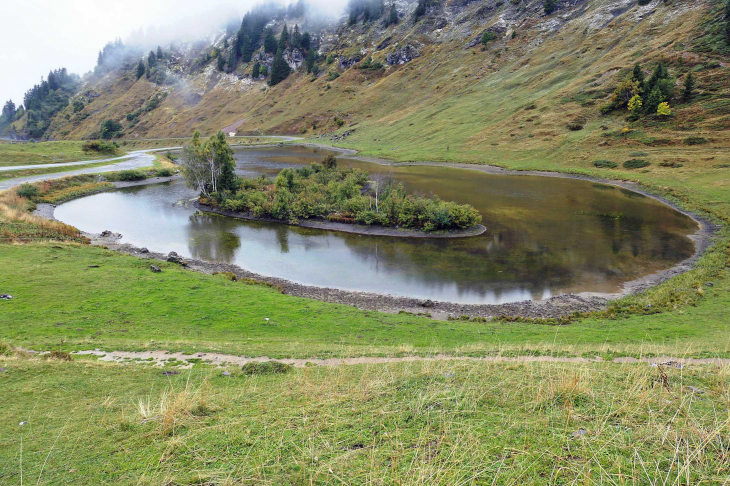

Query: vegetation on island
180;132;481;231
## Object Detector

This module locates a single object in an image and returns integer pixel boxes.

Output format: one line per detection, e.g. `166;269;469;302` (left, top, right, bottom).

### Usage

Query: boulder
386;45;420;65
150;265;162;273
166;252;186;265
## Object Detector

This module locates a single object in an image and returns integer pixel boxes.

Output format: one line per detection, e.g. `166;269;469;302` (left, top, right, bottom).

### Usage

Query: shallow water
55;146;697;304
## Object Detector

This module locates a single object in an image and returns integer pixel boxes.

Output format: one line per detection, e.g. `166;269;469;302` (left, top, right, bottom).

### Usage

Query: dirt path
71;349;730;369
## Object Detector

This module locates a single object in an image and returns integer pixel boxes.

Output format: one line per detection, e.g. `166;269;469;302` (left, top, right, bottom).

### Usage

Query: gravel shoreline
32;145;717;320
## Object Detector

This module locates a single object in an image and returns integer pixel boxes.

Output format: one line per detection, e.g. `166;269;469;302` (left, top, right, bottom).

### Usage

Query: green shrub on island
204;159;482;232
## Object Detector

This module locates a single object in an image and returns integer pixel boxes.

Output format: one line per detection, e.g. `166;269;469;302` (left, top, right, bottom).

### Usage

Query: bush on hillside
593;160;618;169
684;136;708;145
16;184;40;199
623;159;651;169
82;140;119;154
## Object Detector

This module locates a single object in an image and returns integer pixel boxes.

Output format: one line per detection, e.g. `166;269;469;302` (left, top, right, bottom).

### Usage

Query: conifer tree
264;27;278;54
136;60;146;79
301;32;311;51
544;0;557;14
386;4;398;26
644;87;664;115
683;72;695;101
217;53;226;71
157;46;163;60
252;61;261;78
278;25;289;51
241;35;254;62
148;50;157;66
227;48;237;73
631;63;645;91
291;25;302;49
270;48;291;85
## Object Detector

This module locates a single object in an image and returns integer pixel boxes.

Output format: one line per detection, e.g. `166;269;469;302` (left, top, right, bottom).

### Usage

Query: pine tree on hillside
301;32;311;51
136;60;146;79
413;0;427;21
264;27;278;54
217;53;226;71
227;48;237;72
252;61;261;78
291;25;302;50
683;72;695;101
278;25;289;51
157;46;163;60
0;100;16;126
385;4;398;26
270;48;291;86
241;35;254;62
644;87;664;115
631;63;645;90
148;50;157;66
544;0;557;15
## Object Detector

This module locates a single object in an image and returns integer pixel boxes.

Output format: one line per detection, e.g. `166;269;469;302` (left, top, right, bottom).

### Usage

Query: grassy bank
0;140;124;166
0;352;727;485
1;244;729;359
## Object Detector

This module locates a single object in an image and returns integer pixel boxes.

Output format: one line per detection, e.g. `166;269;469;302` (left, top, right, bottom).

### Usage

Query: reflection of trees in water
330;227;573;299
187;214;241;262
274;225;289;253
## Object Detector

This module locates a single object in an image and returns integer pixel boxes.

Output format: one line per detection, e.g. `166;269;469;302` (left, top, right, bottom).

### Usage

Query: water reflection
53;146;698;304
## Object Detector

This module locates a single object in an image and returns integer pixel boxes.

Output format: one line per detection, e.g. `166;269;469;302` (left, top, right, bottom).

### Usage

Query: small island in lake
180;131;483;236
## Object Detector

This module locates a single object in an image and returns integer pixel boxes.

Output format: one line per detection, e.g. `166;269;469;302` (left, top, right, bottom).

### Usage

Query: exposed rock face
284;48;305;70
338;54;362;69
386;45;420;65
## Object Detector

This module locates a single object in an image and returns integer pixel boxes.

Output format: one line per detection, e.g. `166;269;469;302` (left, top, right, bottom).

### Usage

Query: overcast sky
0;0;345;106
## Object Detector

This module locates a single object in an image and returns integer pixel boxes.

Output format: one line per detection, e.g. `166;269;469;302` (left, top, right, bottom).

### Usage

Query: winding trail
0;148;180;190
71;349;730;369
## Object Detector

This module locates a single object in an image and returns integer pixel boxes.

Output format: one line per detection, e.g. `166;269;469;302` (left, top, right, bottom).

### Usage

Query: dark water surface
55;146;697;304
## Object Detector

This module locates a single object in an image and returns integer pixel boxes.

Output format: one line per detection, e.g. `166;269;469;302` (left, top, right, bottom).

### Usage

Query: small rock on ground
166;252;186;265
0;294;13;300
222;371;232;377
150;265;161;273
685;386;705;394
161;370;180;376
571;429;588;438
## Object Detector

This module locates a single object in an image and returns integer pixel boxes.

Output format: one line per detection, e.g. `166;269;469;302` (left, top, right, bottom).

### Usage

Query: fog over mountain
0;0;347;105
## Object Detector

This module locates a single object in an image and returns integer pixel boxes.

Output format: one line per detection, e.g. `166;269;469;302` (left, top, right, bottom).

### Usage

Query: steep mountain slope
13;0;730;162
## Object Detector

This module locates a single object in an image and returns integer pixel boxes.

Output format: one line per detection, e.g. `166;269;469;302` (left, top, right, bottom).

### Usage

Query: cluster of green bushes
207;158;482;232
355;57;384;71
81;140;119;155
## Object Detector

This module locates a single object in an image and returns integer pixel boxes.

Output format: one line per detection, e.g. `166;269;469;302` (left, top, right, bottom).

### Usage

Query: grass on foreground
2;243;730;359
0;351;728;485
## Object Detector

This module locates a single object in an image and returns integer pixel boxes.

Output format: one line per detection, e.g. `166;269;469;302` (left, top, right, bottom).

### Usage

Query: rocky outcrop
338;54;362;69
284;48;305;70
386;45;420;65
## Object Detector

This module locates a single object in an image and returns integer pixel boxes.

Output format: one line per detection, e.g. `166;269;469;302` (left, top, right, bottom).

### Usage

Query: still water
55;146;697;304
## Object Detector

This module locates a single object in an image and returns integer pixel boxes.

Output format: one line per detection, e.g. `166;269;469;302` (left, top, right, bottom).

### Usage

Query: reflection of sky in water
54;147;697;305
